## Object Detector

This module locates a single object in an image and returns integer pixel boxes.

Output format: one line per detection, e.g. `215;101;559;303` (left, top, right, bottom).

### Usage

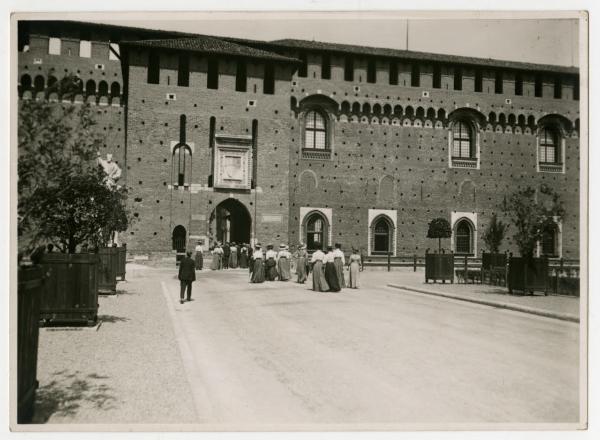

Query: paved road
162;268;580;427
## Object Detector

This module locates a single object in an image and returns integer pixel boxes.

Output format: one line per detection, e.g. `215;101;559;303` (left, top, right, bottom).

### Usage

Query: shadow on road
98;314;130;324
31;370;118;423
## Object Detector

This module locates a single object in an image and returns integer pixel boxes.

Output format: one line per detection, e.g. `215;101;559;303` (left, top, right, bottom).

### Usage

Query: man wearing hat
277;243;291;281
178;251;196;304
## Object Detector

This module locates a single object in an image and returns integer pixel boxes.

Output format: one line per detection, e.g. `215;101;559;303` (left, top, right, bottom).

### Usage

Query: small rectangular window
109;43;120;61
389;61;398;85
515;73;523;96
535;74;543;97
207;57;219;89
236;59;247;92
367;59;376;83
474;70;483;92
79;40;91;58
433;65;441;89
411;64;420;87
494;71;503;94
147;51;160;84
298;53;308;78
263;63;275;95
554;76;562;99
178;54;189;87
321;54;331;80
48;37;61;55
454;67;462;91
344;57;354;82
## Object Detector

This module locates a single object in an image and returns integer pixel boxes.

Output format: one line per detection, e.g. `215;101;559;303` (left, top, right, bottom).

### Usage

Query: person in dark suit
222;242;230;269
178;251;196;304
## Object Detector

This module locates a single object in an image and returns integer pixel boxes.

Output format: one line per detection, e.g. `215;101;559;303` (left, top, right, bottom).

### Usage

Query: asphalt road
161;268;580;427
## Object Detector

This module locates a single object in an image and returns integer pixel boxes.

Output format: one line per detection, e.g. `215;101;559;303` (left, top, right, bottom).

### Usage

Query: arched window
304;110;328;150
172;225;187;252
305;212;328;251
85;79;96;96
539;127;560;164
540;223;558;257
451;120;474;158
172;115;192;186
371;216;394;255
110;82;120;97
20;74;32;94
455;219;473;254
98;81;108;96
34;75;45;93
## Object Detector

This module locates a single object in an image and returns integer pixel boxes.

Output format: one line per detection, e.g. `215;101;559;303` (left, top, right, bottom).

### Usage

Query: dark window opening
411;64;420;87
573;77;579;100
433;65;441;89
344;57;354;82
389;61;398;85
251;119;258;189
454;67;462;91
207;57;219;89
298;53;308;77
236;59;247;92
455;220;473;254
372;217;393;255
554;76;562;99
177;54;189;87
535;74;543;97
541;225;558;257
515;73;523;96
539;127;560;164
263;63;275;95
172;225;187;252
367;59;376;83
474;69;483;92
306;213;328;251
208;116;216;187
148;51;160;84
321;54;331;79
494;71;503;94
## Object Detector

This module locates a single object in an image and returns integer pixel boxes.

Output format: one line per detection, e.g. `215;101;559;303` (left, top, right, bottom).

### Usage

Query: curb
387;284;579;323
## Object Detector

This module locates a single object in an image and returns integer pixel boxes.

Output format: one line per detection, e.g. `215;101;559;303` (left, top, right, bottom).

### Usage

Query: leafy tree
427;217;452;252
501;186;564;258
482;213;508;253
18;94;130;254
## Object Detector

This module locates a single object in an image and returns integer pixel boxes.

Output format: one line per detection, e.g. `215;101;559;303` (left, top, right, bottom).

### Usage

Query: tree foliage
501;185;564;257
482;213;508;253
427;217;452;252
18;95;130;253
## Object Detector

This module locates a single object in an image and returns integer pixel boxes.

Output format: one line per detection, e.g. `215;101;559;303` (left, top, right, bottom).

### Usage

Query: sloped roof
119;36;299;63
267;38;579;75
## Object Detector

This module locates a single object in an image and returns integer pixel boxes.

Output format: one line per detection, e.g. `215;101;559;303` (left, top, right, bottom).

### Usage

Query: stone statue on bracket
97;152;122;188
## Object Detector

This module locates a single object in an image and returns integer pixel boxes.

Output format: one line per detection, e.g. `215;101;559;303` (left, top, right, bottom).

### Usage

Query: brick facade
17;21;581;259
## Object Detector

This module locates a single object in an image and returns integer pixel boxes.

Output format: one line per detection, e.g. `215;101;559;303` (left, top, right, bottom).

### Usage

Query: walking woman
277;244;291;281
310;243;329;292
296;243;308;284
348;247;362;289
265;244;278;281
333;243;346;288
209;246;219;270
250;244;265;283
323;246;341;292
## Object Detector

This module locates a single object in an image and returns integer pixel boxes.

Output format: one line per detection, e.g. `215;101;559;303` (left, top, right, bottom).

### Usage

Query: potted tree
425;218;454;283
501;186;564;295
18;76;130;324
481;213;509;285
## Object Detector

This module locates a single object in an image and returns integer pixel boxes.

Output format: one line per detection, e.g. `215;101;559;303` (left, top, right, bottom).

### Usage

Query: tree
482;213;508;253
501;186;564;258
18;92;130;253
426;217;452;252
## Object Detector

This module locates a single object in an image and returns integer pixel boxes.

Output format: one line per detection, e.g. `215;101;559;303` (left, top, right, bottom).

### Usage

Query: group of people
248;242;363;291
209;242;250;270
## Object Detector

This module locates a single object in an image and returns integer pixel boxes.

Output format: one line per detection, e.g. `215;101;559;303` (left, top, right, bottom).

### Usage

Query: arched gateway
209;199;252;245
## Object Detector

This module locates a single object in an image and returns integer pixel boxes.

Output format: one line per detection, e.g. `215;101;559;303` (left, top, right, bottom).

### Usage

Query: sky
99;14;580;67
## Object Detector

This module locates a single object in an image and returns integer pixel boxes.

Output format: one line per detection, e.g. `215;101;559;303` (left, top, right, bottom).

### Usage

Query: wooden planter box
98;247;119;294
116;245;127;281
425;252;454;283
17;266;44;423
507;256;549;295
40;253;99;326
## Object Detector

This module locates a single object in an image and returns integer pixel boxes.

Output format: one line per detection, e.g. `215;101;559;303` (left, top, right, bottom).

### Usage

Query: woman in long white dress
347;247;362;289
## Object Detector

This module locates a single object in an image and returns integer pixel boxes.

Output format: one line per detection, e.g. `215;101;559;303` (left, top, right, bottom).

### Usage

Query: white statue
97;152;122;187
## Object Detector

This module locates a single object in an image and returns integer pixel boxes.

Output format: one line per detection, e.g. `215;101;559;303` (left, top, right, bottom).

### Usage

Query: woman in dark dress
264;244;278;281
324;246;341;292
250;245;265;283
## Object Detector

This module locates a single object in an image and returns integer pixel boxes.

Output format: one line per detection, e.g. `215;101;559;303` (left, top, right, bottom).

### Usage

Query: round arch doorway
209;198;252;245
